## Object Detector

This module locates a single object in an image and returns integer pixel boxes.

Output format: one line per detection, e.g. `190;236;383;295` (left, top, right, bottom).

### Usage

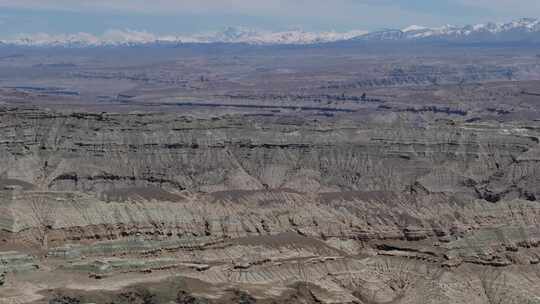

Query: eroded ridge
2;107;540;303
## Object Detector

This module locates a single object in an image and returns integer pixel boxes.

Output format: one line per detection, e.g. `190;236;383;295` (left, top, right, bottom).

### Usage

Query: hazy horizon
0;0;539;38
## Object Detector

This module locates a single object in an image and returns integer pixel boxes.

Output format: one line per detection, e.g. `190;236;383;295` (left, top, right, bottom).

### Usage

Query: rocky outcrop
2;189;540;269
0;251;38;273
0;108;538;201
2;108;540;304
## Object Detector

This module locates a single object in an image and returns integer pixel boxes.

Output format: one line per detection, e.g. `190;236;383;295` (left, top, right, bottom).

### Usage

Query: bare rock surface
1;111;540;303
3;44;540;303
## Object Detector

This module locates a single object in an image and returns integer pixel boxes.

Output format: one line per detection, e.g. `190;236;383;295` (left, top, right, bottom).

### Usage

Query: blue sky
0;0;537;37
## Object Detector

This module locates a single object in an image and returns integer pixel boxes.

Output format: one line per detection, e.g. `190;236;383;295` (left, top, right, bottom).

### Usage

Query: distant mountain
3;18;540;47
358;18;540;43
0;27;367;47
205;27;368;45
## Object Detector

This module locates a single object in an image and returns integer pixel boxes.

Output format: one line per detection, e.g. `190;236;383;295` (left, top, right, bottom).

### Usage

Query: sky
0;0;538;37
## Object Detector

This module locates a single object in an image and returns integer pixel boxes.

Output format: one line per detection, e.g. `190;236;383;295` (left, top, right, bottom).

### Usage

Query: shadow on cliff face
0;178;36;191
101;186;186;203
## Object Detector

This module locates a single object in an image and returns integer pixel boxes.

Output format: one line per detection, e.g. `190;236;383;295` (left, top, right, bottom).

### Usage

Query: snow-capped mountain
3;18;540;47
205;27;367;44
358;18;540;42
1;27;367;47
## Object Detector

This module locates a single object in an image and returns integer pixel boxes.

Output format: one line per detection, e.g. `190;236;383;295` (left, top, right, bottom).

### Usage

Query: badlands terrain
2;40;540;303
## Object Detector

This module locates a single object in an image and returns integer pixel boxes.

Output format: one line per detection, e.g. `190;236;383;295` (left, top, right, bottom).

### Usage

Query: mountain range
3;18;540;47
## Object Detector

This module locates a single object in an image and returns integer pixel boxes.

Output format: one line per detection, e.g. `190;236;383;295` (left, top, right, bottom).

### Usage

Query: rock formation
2;42;540;304
0;105;540;303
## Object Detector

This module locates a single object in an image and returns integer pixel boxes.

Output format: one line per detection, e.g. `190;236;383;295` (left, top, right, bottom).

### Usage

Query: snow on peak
3;18;540;47
402;25;427;32
6;30;181;47
202;27;368;44
2;27;368;47
378;18;540;40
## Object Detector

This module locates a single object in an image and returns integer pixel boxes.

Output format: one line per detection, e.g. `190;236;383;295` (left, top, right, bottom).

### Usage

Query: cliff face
3;189;540;303
1;108;538;200
2;107;540;304
3;189;540;260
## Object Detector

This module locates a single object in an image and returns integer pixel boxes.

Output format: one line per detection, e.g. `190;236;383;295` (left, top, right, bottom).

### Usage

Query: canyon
1;42;540;303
